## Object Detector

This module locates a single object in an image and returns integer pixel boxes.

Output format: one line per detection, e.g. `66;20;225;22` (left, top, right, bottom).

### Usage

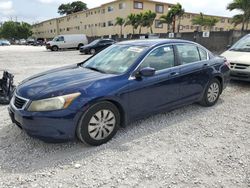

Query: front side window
156;4;164;13
134;1;143;9
83;45;147;74
176;44;200;64
140;46;175;71
53;36;64;42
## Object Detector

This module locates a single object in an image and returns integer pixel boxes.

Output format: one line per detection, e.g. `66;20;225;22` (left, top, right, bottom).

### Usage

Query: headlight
27;92;81;112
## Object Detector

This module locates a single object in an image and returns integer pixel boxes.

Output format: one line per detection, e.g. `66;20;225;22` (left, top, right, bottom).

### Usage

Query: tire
51;45;59;51
90;48;96;55
200;78;221;107
77;43;83;50
76;101;120;146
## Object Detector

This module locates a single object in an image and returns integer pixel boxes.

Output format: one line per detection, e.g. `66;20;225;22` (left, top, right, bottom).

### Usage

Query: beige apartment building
32;0;236;39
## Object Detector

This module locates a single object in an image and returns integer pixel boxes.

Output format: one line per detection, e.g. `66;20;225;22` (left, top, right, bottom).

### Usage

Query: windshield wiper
85;66;106;74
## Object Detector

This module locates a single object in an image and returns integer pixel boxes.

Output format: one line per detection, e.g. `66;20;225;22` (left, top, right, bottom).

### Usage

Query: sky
0;0;240;24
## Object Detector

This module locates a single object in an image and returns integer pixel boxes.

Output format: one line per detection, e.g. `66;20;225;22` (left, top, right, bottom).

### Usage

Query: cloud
0;0;14;15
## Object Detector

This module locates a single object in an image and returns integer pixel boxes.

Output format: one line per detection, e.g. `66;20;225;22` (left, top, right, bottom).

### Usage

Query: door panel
176;44;211;103
128;45;181;120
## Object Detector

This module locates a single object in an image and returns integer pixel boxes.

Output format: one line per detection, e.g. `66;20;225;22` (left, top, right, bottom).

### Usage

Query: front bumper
230;70;250;82
8;103;82;142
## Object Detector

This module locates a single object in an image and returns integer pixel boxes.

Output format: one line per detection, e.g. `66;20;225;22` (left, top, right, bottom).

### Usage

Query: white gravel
0;45;249;188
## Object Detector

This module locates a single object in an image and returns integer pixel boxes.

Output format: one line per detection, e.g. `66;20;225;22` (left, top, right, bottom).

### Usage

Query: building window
156;4;164;13
187;14;191;19
155;20;163;28
186;25;189;29
108;21;114;26
101;22;106;27
119;2;126;9
102;9;105;14
108;6;114;12
191;26;194;30
134;1;143;9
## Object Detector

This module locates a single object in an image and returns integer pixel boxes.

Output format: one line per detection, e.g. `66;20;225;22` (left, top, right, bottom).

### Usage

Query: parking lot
0;45;249;187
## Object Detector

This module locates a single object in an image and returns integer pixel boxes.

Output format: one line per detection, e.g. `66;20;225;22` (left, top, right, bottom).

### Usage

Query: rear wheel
51;45;59;51
200;78;221;107
76;101;120;146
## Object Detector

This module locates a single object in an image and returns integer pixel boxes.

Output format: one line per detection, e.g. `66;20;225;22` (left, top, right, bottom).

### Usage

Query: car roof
118;39;195;47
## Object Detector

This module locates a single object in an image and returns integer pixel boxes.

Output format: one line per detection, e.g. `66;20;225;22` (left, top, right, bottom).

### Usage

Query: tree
192;13;219;31
160;13;173;32
172;3;185;33
231;14;245;28
227;0;250;31
0;21;33;40
115;17;125;37
125;13;138;34
135;13;144;34
141;10;157;33
58;1;88;15
162;3;184;33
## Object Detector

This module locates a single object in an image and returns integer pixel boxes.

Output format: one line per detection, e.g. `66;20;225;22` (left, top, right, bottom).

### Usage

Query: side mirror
136;67;156;78
226;45;231;49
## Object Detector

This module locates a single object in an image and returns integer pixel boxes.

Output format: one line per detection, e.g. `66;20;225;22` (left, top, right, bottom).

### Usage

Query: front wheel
76;101;120;146
90;48;96;55
51;45;59;51
200;78;221;107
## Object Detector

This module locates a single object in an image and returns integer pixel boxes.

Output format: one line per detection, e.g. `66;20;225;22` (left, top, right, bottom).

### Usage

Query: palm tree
173;3;185;33
231;14;245;28
227;0;250;31
206;17;219;31
160;14;173;32
141;10;157;33
192;13;206;31
136;13;144;34
125;13;138;34
115;17;125;37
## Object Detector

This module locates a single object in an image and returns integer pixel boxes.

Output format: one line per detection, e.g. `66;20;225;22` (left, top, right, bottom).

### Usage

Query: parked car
80;39;116;54
221;34;250;81
0;40;11;46
46;34;88;51
26;38;35;45
8;39;230;146
19;39;27;45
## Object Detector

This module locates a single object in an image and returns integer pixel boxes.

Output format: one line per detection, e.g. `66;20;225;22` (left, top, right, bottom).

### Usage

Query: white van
46;34;88;51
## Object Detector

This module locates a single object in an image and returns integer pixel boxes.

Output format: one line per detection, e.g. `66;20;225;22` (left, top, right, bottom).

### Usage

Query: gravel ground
0;45;249;188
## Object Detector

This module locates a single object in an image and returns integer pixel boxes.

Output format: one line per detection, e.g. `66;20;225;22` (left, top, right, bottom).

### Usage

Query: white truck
46;34;88;51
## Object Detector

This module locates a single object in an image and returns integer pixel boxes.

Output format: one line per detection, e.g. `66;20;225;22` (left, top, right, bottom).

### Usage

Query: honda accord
8;39;230;146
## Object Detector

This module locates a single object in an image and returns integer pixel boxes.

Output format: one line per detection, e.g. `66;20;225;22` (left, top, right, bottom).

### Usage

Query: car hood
16;64;115;100
221;50;250;65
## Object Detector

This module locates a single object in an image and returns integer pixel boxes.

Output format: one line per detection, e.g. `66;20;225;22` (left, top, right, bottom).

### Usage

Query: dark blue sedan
8;39;230;146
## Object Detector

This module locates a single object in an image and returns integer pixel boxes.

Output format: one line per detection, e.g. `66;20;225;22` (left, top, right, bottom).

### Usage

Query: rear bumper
230;70;250;82
8;104;81;142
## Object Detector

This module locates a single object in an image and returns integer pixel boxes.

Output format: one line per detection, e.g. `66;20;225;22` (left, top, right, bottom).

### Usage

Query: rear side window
198;47;208;61
176;44;200;64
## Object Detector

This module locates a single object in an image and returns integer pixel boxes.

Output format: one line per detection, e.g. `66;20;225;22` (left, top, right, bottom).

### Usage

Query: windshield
231;35;250;52
82;44;147;74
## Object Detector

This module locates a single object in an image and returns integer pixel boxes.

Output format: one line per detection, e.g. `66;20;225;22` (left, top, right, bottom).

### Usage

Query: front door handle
170;72;179;76
203;63;208;67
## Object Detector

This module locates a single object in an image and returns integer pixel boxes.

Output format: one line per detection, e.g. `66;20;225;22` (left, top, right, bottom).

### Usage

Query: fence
88;30;249;54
